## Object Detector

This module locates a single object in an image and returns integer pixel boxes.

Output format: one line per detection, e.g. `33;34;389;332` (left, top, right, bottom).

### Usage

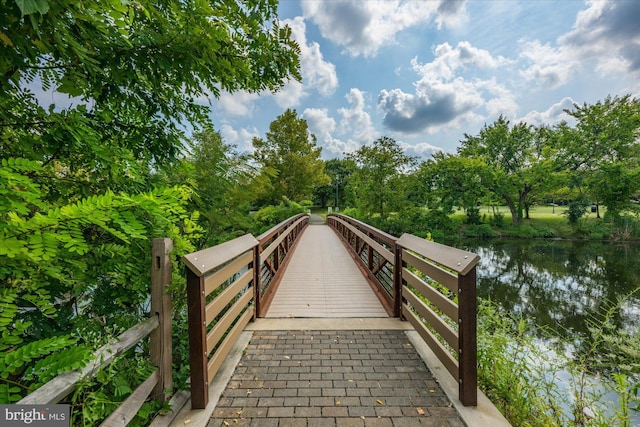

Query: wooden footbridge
20;214;511;426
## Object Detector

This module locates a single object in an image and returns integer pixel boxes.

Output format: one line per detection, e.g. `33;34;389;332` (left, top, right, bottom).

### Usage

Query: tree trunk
503;194;520;224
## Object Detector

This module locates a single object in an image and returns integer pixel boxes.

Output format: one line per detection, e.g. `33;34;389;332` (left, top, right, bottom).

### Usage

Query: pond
452;238;640;422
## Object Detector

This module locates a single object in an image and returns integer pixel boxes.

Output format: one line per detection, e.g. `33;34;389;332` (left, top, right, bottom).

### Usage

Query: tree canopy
252;108;329;204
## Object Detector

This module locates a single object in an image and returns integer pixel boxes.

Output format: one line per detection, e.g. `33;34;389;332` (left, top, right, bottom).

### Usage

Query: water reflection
455;239;640;342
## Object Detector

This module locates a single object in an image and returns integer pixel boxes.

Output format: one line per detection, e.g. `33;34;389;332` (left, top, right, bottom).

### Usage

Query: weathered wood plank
402;250;458;294
402;267;458;321
204;251;252;297
205;269;253;326
403;305;458;380
150;238;173;403
183;234;258;277
207;308;253;381
403;285;458;351
397;233;479;275
19;317;159;404
99;369;160;427
331;216;394;263
206;289;253;354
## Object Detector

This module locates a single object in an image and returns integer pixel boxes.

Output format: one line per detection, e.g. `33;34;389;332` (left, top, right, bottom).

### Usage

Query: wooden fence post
150;238;173;403
458;266;477;406
186;269;208;409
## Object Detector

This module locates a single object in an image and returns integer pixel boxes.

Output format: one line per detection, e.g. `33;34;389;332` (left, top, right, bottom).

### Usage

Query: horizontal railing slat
402;250;458;294
402;267;458;321
206;289;253;354
403;305;458;380
19;316;159;405
99;368;160;427
403;286;458;351
331;216;394;263
205;269;253;326
397;233;479;275
261;216;307;259
257;213;308;243
204;251;253;297
183;234;259;277
207;308;253;381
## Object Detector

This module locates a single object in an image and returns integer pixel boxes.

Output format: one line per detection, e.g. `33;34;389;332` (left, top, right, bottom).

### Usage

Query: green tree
312;158;356;208
252;109;329;204
0;0;301;412
347;136;417;218
417;153;488;223
458;117;551;224
554;95;640;220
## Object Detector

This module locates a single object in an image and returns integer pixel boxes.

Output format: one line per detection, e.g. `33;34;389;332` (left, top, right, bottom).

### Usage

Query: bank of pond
453;238;639;426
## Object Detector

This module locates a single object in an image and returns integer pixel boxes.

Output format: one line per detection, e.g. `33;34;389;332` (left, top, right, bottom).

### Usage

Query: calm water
456;239;640;340
453;239;640;421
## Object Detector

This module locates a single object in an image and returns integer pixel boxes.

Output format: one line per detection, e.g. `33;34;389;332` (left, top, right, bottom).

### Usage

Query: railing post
458;266;477;406
253;243;261;319
186;268;208;409
393;242;403;317
150;238;173;403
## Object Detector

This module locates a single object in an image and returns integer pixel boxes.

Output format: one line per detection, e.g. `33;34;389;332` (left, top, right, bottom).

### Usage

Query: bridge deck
265;224;388;318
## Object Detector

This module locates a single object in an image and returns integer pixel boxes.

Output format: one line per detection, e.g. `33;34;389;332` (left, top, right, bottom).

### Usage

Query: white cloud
285;17;339;97
301;0;463;57
518;1;640;88
518;40;576;88
272;78;305;109
559;0;640;75
398;141;443;160
220;123;260;153
338;88;378;144
302;101;370;158
519;97;575;126
379;41;511;134
216;91;260;117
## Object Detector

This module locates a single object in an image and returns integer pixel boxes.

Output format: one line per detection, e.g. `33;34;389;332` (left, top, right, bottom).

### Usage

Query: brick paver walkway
208;330;464;427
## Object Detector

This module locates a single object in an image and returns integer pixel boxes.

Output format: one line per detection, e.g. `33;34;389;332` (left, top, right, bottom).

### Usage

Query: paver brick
207;330;465;427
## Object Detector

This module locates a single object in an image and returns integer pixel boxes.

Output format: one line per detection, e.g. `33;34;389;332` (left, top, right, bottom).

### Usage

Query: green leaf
15;0;49;16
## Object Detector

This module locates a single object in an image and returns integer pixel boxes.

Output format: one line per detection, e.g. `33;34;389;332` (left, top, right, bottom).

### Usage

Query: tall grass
477;298;639;426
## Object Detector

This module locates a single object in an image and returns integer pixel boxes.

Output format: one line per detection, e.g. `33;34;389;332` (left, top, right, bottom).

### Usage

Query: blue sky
210;0;640;160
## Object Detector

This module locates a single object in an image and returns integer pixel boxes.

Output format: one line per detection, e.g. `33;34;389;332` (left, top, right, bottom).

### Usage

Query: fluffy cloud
284;17;339;97
519;97;575;126
519;1;640;89
379;41;512;134
338;89;378;144
301;0;463;57
219;123;260;153
398;141;443;160
216;91;260;117
518;40;576;88
302;90;379;158
560;0;640;74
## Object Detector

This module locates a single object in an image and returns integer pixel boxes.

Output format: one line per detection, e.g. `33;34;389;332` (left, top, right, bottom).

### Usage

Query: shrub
463;223;497;239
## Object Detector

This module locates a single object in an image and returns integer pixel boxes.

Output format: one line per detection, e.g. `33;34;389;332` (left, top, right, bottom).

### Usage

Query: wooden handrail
327;214;480;407
327;214;398;315
183;214;309;408
19;238;175;422
396;232;479;406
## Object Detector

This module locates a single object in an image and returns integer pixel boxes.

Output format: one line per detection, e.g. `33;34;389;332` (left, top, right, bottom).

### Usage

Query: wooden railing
255;213;309;316
327;214;398;315
396;233;479;406
18;238;175;426
182;214;308;409
327;213;479;406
